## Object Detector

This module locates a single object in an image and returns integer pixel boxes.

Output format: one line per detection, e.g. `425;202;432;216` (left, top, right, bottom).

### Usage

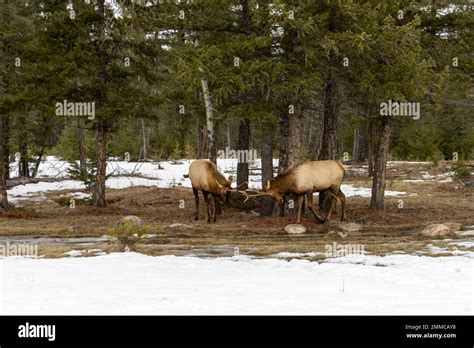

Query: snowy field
2;157;472;315
7;156;413;203
0;252;472;315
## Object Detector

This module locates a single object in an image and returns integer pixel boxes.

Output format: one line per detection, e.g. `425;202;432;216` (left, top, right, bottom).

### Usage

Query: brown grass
1;161;473;259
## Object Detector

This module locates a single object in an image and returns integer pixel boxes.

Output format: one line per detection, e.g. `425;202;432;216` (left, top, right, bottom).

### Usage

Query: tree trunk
94;0;107;207
368;121;375;177
319;76;339;160
318;4;341;215
318;72;340;215
18;115;29;178
236;119;250;190
0;115;8;211
95;121;107;207
1;0;11;181
260;121;274;217
285;96;302;220
0;0;7;210
287;99;301;169
77;116;86;176
370;117;391;210
31;146;45;178
201;79;216;164
277;110;289;175
274;98;301;218
352;124;369;163
226;123;231;149
197;118;205;159
2;115;10;180
273;110;289;217
309;113;322;161
141;118;148;161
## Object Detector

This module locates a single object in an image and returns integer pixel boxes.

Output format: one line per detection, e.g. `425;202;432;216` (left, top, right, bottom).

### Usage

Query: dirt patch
1;163;473;259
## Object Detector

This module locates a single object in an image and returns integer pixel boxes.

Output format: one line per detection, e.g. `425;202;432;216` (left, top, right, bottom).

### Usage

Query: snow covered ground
3;157;471;315
0;252;472;315
7;157;412;203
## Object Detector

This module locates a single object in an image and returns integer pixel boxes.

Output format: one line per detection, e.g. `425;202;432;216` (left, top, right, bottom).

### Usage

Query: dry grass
1;161;473;259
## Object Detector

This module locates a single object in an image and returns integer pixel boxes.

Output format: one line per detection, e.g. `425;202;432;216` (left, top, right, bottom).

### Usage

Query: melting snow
0;252;472;315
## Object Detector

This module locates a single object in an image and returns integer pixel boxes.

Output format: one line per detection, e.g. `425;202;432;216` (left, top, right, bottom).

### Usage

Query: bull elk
240;160;346;224
184;160;233;223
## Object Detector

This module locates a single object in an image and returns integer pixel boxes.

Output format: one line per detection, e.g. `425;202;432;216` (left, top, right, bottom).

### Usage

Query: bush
108;220;149;251
452;160;471;179
67;160;97;191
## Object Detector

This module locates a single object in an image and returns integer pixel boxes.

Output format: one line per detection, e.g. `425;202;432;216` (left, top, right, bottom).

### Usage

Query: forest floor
1;161;473;259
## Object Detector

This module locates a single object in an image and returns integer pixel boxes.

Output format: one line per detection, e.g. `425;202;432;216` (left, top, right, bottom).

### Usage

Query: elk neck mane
206;161;229;187
271;170;297;193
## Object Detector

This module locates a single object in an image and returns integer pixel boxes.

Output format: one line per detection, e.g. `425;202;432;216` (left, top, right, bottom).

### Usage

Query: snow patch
0;252;471;315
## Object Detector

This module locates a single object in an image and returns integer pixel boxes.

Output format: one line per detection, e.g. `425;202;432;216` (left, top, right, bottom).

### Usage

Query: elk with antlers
185;160;233;223
239;160;346;224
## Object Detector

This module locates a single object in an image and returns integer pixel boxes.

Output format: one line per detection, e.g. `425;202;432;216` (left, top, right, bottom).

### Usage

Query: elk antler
236;189;272;203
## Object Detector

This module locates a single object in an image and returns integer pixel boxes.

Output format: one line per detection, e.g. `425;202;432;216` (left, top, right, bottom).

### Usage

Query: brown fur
266;160;346;224
187;160;233;223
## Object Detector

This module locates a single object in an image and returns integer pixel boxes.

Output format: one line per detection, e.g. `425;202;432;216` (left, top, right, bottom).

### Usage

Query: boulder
442;222;462;232
284;224;307;235
116;216;143;229
169;223;194;231
68;225;81;233
421;224;452;237
339;222;362;232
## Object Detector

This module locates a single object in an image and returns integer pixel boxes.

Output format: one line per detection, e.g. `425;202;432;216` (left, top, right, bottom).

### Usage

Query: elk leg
324;193;338;223
193;188;199;220
212;194;217;222
307;192;325;223
296;194;305;224
203;190;211;223
337;189;346;221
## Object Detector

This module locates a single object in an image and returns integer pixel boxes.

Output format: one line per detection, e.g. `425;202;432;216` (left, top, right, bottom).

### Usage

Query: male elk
185;160;233;223
241;160;346;224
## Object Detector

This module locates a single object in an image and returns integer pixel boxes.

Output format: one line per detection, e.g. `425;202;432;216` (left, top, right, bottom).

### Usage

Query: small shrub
55;196;93;207
108;220;149;251
452;160;471;179
429;149;444;166
67;160;97;191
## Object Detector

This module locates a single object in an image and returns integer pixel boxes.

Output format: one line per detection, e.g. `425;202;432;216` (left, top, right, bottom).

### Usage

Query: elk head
265;179;284;203
215;175;233;198
225;176;233;203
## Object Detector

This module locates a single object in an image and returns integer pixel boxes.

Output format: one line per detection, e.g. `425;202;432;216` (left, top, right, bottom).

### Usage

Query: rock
338;222;362;232
284;224;306;234
456;230;474;237
421;224;452;237
338;231;348;238
169;223;194;231
68;225;81;233
116;216;143;229
461;225;474;231
442;222;462;232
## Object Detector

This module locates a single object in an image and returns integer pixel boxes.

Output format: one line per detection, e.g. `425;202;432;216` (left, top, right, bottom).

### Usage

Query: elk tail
336;160;347;179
